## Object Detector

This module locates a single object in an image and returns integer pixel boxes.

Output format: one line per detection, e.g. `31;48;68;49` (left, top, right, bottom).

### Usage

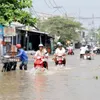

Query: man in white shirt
80;45;87;58
54;42;66;66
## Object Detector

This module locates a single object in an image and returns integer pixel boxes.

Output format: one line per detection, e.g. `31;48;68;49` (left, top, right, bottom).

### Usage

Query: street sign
4;26;16;36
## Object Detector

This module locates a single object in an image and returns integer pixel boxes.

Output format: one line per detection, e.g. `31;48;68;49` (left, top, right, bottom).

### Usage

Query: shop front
16;28;53;52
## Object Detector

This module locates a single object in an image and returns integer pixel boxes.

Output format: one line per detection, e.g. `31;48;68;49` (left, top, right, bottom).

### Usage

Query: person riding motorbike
80;45;87;58
67;44;74;55
54;42;66;66
16;44;28;70
34;44;48;69
84;45;92;60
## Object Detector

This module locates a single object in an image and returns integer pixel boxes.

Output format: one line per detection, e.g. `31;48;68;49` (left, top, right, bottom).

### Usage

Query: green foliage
0;0;32;9
14;10;37;26
96;27;100;44
38;16;83;42
0;0;36;26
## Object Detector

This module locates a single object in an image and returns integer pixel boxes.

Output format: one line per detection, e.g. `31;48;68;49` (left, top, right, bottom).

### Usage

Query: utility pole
79;8;81;21
78;9;83;43
92;14;96;45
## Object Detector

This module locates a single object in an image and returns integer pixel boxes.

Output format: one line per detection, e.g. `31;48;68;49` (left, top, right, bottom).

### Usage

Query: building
1;22;54;55
16;27;53;51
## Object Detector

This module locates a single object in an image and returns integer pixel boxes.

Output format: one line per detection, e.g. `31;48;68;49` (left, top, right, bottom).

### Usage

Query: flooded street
1;0;100;99
0;50;100;100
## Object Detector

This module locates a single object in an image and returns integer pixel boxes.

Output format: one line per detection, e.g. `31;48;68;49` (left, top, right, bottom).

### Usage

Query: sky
32;0;100;29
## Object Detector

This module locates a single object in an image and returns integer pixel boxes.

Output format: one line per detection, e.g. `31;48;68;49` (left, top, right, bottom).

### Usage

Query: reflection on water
0;71;21;100
33;75;47;100
0;67;100;100
0;70;48;100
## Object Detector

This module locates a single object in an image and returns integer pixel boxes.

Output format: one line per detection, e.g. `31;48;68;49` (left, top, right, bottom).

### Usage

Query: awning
17;27;48;35
10;21;49;35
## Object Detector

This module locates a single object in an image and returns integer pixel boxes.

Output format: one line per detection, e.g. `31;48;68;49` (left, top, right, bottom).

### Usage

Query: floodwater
0;50;100;100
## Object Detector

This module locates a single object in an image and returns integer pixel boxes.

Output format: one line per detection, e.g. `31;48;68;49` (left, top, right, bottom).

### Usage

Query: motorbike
55;54;66;66
84;51;92;60
34;56;48;73
67;49;74;55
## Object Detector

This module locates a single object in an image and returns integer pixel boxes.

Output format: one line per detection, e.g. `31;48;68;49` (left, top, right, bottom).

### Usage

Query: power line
52;0;57;6
44;0;52;9
44;0;63;14
51;0;64;14
29;7;100;20
29;6;40;18
62;7;67;15
60;7;66;15
35;11;53;16
62;7;67;13
75;17;100;20
48;0;54;7
52;0;68;16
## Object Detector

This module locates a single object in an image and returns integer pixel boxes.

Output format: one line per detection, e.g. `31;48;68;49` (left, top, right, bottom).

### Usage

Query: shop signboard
4;37;11;42
4;26;16;36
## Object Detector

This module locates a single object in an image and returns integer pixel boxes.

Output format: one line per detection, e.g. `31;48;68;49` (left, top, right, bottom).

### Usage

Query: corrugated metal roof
17;27;48;35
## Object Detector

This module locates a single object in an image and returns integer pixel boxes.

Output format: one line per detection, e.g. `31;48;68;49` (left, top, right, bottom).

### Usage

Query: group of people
13;43;94;70
15;42;66;70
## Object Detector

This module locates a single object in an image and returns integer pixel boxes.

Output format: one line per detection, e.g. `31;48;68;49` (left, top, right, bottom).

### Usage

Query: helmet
58;43;62;46
39;44;43;47
57;42;61;45
16;44;21;49
57;42;62;46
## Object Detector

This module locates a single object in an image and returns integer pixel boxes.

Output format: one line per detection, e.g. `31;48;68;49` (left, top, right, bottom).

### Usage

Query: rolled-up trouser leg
19;62;24;70
24;65;27;70
23;61;28;70
63;58;66;66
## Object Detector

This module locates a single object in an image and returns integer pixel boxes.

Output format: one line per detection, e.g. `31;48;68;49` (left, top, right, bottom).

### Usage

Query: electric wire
44;0;52;9
31;6;40;18
52;0;65;15
48;0;54;7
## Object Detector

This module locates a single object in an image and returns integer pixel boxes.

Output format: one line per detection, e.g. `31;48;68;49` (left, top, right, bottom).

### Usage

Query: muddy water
0;51;100;100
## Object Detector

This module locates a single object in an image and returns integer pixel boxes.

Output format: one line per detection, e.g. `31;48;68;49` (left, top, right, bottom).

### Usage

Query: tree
96;27;100;44
0;0;36;26
37;16;83;43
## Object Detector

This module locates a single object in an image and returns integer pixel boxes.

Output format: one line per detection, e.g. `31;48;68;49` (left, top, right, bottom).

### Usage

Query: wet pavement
0;50;100;100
